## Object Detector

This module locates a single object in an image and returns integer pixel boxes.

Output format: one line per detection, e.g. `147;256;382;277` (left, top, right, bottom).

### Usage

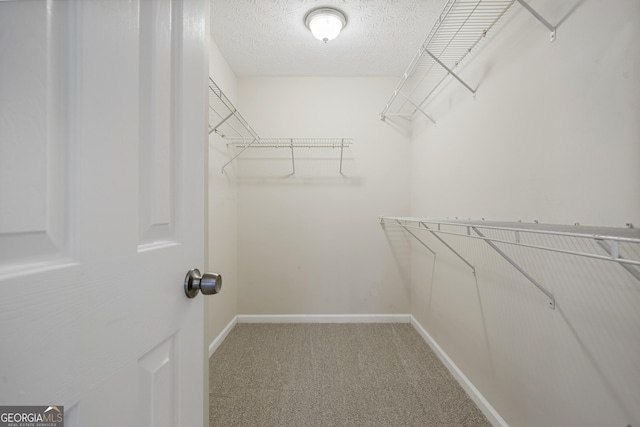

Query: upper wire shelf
380;0;556;123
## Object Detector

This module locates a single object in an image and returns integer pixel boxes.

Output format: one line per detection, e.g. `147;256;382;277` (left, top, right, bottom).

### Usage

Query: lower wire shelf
380;216;640;309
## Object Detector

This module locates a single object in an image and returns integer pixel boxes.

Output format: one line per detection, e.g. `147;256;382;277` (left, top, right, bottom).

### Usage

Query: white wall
205;39;238;347
235;77;412;315
405;1;640;426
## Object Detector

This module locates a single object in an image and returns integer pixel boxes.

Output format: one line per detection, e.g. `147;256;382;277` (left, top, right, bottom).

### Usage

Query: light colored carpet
209;323;491;427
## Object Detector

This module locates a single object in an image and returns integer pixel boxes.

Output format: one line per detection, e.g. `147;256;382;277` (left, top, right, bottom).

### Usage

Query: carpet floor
209;323;491;427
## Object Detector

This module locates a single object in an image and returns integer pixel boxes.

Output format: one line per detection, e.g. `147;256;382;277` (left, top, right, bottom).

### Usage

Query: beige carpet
209;323;491;427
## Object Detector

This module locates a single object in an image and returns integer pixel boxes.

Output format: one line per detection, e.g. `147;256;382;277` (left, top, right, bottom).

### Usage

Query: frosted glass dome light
305;8;347;43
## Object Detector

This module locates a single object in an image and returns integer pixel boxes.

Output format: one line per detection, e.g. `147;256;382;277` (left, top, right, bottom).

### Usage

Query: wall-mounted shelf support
290;139;296;175
472;227;555;309
420;222;476;275
339;139;347;175
380;217;640;308
595;240;640;282
398;91;436;124
424;48;476;96
220;138;258;174
388;219;436;256
210;110;236;135
516;0;557;42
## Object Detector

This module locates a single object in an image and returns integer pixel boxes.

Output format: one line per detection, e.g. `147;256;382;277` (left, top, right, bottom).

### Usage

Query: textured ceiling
210;0;447;76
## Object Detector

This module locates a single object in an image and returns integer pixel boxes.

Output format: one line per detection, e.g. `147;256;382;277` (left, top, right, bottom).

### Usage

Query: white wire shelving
380;0;557;123
209;78;351;174
226;138;353;175
380;217;640;309
208;78;259;142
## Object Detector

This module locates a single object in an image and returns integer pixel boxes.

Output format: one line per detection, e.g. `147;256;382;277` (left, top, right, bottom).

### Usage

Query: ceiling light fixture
304;7;347;43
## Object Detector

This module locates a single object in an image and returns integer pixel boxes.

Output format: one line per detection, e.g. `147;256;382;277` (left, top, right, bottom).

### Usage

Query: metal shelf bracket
596;239;640;282
424;48;476;96
515;0;557;42
210;110;235;135
220;138;258;174
472;227;555;309
420;222;476;275
339;139;345;175
398;91;436;125
394;220;437;257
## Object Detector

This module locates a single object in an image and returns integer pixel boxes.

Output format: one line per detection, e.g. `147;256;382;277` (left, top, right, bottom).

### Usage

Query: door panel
138;334;178;427
0;1;207;426
0;0;71;272
138;0;180;247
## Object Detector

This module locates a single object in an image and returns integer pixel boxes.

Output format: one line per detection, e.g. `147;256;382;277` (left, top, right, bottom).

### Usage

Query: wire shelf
226;138;353;175
208;77;352;174
227;138;353;149
380;217;640;309
380;0;555;122
208;78;260;142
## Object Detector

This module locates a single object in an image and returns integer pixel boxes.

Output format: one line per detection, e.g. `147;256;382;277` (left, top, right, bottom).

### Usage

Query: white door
0;1;208;426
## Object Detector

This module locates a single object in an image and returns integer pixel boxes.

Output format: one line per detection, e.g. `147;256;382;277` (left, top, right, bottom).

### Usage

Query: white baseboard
237;314;411;324
208;315;238;357
410;315;508;427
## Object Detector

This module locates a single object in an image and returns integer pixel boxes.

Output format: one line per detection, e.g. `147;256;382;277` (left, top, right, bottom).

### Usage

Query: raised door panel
138;334;178;427
138;0;181;248
0;1;73;275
